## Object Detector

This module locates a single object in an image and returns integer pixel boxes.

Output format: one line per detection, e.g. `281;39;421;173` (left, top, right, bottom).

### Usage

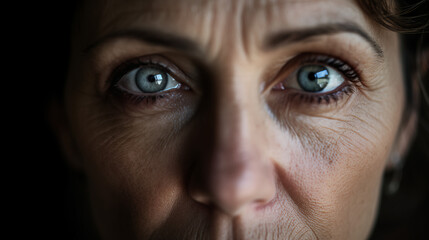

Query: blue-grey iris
297;65;330;92
135;67;168;93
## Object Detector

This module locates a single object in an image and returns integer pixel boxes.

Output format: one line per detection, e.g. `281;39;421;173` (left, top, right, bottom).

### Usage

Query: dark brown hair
357;0;429;239
358;0;429;33
360;0;428;106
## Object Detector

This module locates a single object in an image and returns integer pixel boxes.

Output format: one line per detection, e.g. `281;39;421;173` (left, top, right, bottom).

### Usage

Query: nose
188;96;276;216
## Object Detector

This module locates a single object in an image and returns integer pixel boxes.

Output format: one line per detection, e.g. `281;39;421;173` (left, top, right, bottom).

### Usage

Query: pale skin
55;0;417;239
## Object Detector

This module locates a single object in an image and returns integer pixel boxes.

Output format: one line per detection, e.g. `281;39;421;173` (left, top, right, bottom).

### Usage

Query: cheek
70;102;199;238
273;128;387;239
282;91;403;238
268;60;404;237
86;126;182;238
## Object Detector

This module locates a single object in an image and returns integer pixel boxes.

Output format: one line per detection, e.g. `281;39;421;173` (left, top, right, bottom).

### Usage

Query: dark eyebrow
84;29;202;55
265;22;384;58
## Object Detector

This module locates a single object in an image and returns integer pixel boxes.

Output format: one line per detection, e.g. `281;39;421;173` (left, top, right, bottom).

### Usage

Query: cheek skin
84;118;181;239
65;64;204;238
71;108;206;239
267;38;403;239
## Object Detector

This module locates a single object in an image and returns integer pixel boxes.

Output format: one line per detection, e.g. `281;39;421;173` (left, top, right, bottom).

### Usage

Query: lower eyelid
290;82;355;105
109;87;193;112
269;80;355;112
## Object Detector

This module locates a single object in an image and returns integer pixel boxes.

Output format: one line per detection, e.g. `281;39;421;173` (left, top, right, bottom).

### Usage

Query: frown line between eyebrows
265;22;384;58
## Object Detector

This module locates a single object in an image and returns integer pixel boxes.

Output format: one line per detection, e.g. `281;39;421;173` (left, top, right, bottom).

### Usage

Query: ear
48;99;83;171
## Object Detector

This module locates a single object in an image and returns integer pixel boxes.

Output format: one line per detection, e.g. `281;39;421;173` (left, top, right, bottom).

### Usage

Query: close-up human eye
115;65;181;95
108;56;195;107
286;65;345;93
272;54;360;105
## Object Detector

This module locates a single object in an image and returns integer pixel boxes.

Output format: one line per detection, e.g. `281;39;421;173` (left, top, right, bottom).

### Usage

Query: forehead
78;0;367;47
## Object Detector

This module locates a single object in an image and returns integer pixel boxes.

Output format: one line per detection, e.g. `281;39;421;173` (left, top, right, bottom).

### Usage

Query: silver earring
386;151;404;195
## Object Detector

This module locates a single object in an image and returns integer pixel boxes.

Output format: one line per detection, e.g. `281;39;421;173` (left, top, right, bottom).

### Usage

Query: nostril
186;134;277;215
253;194;277;211
188;161;277;216
189;190;212;206
188;175;213;206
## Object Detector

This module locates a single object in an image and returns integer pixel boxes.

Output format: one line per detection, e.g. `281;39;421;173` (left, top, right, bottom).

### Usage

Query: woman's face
64;0;406;239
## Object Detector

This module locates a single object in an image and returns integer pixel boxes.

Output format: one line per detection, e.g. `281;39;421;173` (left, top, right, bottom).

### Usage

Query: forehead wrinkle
85;0;364;37
83;0;279;51
81;0;373;65
85;0;232;58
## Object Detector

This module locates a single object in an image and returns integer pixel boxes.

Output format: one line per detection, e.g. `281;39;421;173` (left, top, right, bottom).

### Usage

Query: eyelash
280;54;361;105
289;84;356;105
116;91;167;105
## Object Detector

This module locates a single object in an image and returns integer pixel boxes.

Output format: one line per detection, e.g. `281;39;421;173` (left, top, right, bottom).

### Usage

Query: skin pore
60;0;409;239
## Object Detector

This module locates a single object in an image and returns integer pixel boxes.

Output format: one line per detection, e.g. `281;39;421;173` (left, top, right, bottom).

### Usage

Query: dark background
8;1;428;239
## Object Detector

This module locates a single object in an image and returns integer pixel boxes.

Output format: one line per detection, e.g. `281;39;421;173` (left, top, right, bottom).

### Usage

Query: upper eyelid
109;55;195;92
300;55;360;82
291;54;359;79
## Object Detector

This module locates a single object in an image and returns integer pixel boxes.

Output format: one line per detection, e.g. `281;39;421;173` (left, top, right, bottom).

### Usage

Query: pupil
308;72;316;81
147;75;156;83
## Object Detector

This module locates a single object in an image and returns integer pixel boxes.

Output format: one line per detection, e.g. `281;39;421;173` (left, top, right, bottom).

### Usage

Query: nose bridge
207;60;262;152
188;71;276;216
211;65;264;176
212;93;257;187
215;86;252;156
